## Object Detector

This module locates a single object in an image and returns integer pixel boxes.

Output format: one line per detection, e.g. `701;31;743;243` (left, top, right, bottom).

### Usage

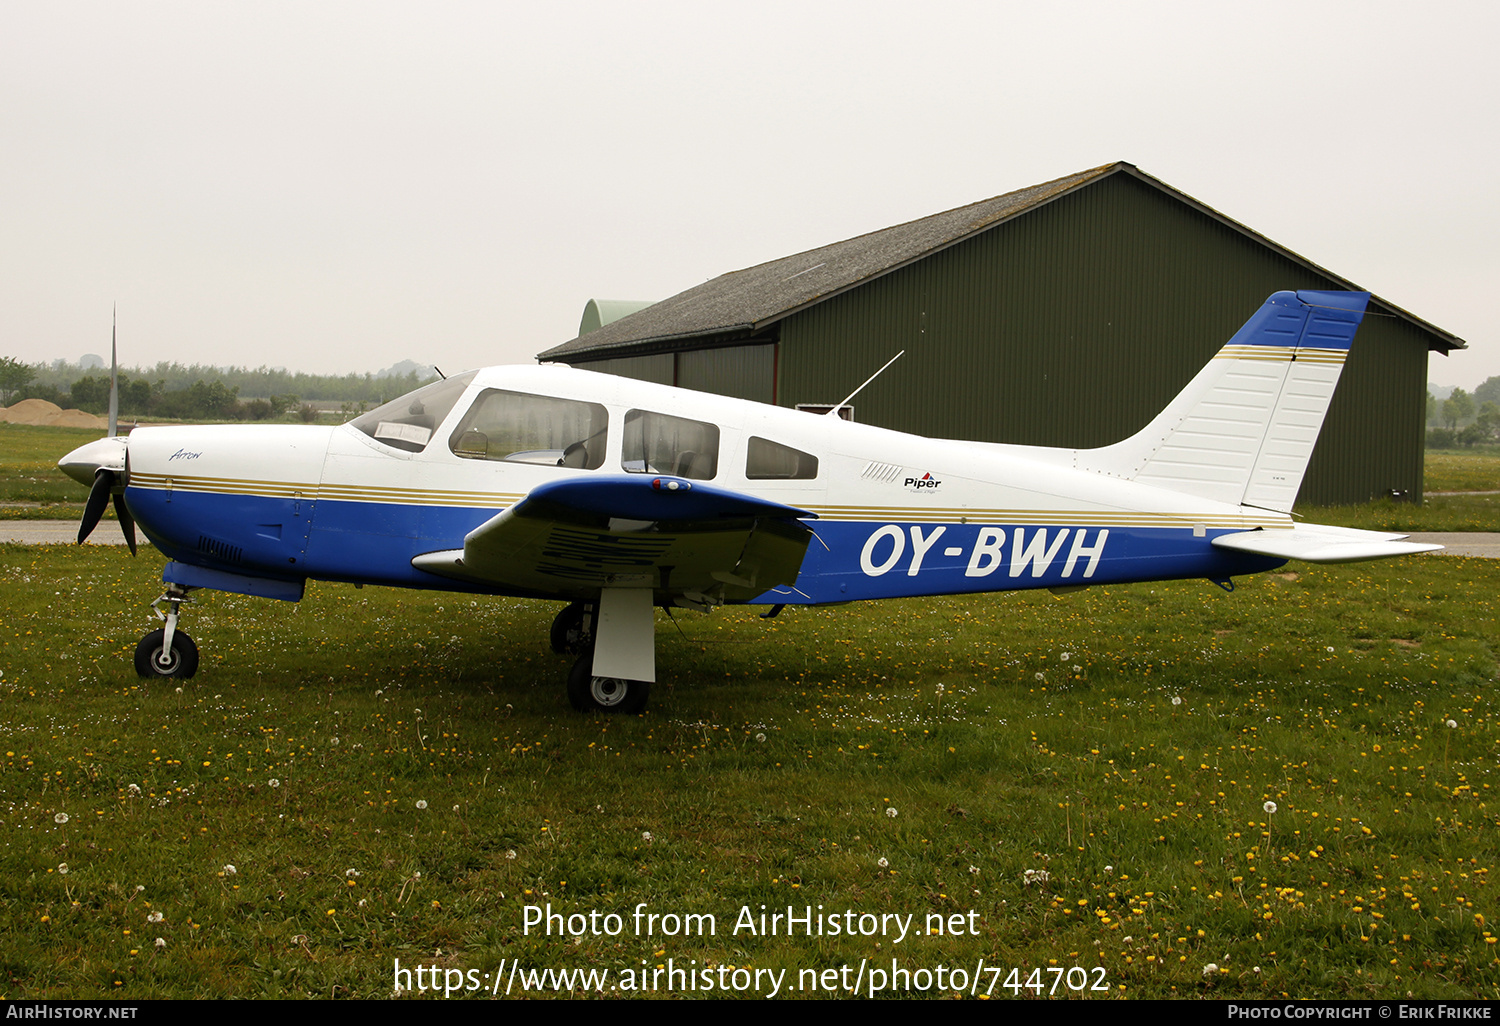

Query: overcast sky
2;1;1495;389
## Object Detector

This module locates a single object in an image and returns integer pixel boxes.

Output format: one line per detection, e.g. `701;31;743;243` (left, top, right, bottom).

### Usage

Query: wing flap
1211;523;1442;564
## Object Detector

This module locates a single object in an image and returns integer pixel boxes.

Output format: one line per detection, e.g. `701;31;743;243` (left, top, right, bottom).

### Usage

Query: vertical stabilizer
1077;290;1368;510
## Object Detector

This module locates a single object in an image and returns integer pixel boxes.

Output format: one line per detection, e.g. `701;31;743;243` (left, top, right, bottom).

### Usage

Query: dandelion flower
1202;963;1218;978
1447;719;1458;729
54;812;69;825
223;864;237;876
878;857;889;868
1061;652;1070;661
886;807;898;818
1264;801;1278;814
1172;696;1182;707
1034;672;1045;681
416;800;428;810
755;733;766;743
57;863;69;875
1326;646;1335;653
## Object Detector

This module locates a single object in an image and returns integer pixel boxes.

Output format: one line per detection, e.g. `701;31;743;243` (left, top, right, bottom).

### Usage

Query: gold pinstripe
130;474;1289;531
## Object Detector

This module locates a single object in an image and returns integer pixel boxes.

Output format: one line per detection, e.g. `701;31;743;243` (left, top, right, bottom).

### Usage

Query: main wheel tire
134;628;199;679
550;601;592;655
566;652;649;713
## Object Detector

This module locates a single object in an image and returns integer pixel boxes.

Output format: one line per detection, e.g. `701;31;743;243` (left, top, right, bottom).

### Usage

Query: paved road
4;521;1498;558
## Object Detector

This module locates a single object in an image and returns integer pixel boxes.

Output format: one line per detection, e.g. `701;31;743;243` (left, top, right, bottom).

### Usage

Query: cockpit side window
350;373;477;453
448;389;608;469
746;436;819;480
622;410;719;480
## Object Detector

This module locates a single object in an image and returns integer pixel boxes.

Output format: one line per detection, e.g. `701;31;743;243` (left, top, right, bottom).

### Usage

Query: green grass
1426;447;1500;493
1300;494;1500;533
0;424;100;510
3;545;1498;999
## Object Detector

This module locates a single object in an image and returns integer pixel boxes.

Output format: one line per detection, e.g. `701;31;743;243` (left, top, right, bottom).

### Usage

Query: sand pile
0;399;107;428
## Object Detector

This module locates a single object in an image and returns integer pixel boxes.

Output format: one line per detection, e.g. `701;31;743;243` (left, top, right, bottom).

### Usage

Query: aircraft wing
1210;523;1442;564
411;475;815;602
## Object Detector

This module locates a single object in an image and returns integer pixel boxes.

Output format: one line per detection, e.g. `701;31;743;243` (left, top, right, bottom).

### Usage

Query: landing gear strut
135;584;199;679
550;600;594;655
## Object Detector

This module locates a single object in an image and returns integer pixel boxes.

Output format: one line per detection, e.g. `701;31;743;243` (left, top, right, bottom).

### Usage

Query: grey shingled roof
539;162;1465;361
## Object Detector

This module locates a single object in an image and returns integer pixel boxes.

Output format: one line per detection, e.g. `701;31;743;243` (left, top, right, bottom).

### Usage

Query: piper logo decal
904;472;941;491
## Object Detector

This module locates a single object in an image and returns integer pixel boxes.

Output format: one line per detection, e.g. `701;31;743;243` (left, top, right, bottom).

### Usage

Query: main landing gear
553;592;655;714
134;583;199;679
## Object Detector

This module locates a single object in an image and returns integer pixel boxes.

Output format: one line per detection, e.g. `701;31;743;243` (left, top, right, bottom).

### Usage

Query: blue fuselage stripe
127;487;1283;602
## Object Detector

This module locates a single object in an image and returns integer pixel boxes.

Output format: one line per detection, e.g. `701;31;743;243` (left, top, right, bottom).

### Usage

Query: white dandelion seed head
1264;801;1278;814
1202;963;1219;978
147;911;163;923
935;683;944;693
155;937;166;949
886;807;898;818
1061;652;1070;661
1104;865;1114;873
642;831;653;842
453;805;459;812
268;779;280;788
358;898;367;907
415;800;427;810
878;857;889;868
1172;696;1182;706
1448;719;1458;729
223;864;237;876
135;885;145;892
54;812;69;825
175;687;182;694
57;863;68;875
346;868;361;878
505;850;517;860
969;865;980;875
1034;672;1045;681
756;733;766;742
127;784;141;796
1327;646;1335;653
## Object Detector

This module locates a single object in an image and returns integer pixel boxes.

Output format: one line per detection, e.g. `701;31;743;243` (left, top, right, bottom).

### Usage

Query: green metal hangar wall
538;163;1465;506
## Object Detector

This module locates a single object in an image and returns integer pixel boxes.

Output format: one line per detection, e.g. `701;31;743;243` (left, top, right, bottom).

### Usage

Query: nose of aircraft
58;435;129;487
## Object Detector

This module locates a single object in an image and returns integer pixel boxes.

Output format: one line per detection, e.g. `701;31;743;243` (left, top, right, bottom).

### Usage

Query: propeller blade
112;492;138;556
78;469;114;545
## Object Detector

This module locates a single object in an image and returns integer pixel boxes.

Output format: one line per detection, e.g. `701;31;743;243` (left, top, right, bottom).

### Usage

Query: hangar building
538;163;1465;506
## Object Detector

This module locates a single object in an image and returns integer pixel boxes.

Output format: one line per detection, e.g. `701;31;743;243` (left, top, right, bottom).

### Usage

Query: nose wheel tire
134;628;199;679
567;651;648;713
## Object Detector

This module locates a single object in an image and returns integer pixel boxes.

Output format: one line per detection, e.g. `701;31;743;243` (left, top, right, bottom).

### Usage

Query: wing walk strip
131;473;1288;531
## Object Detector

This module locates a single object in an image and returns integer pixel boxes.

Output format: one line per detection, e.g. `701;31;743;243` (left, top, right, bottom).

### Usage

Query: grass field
3;544;1498;999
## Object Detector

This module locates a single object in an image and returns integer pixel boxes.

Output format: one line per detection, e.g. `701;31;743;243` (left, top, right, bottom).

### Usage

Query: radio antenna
828;349;904;417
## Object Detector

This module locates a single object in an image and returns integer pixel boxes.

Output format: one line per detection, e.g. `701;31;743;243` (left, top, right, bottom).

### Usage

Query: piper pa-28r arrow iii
60;290;1439;712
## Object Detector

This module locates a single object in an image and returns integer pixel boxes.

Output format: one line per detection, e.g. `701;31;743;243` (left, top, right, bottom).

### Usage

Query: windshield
350;372;477;453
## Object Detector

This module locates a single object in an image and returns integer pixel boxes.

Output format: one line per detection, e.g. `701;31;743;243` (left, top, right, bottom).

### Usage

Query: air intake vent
197;535;243;564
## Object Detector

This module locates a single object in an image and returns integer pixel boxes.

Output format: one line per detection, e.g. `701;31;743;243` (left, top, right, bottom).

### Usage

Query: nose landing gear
134;583;199;679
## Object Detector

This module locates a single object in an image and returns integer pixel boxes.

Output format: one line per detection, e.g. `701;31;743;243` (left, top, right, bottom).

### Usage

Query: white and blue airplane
59;290;1439;712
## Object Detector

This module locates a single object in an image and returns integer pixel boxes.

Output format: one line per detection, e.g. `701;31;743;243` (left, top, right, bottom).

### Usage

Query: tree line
0;356;437;421
1428;376;1500;447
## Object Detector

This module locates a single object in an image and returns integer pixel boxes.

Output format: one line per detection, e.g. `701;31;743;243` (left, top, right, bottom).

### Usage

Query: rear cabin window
622;410;719;480
351;372;476;453
745;437;818;480
448;389;608;469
